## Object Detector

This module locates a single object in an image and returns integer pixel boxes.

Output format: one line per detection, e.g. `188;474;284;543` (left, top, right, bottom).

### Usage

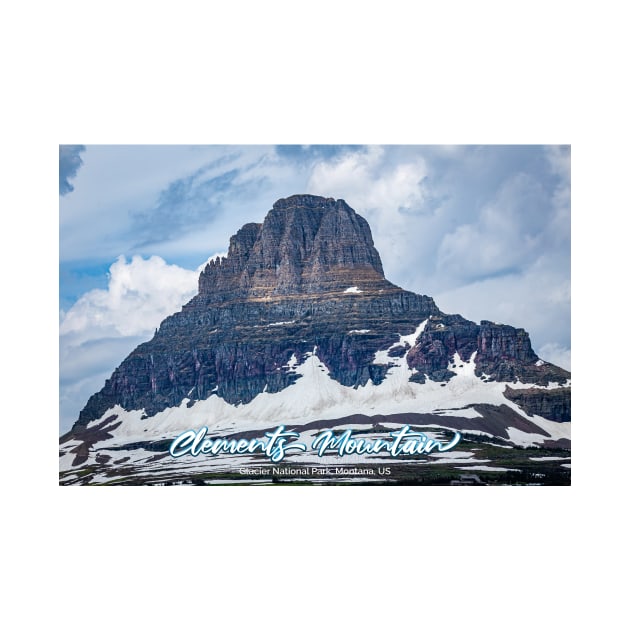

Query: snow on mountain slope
72;320;570;452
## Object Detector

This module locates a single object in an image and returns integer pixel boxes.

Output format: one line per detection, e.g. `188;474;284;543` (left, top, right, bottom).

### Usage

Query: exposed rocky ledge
503;386;571;423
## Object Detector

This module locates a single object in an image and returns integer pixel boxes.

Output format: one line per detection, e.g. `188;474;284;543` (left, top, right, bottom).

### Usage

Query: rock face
503;386;571;422
198;195;388;300
407;316;570;385
74;194;570;430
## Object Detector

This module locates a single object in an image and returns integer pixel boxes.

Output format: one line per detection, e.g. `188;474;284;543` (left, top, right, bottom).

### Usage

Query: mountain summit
198;195;390;299
61;195;571;484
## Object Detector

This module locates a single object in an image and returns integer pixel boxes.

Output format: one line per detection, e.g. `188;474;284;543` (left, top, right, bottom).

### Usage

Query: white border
4;1;624;627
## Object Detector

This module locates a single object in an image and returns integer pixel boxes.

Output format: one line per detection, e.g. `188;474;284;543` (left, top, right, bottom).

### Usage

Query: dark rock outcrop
407;316;570;386
503;386;571;422
407;314;480;383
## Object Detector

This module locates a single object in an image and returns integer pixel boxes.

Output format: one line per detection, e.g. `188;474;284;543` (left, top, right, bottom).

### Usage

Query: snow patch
455;466;520;472
429;450;476;460
343;286;362;293
529;456;570;462
436;407;483;419
506;417;571;446
285;354;298;371
399;320;428;347
505;378;571;390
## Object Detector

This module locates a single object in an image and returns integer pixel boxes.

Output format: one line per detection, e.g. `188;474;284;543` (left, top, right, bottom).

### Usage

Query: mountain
59;194;571;485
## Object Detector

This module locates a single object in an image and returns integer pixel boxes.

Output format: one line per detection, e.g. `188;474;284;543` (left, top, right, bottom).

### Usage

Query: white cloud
60;255;200;340
306;146;430;281
307;146;428;214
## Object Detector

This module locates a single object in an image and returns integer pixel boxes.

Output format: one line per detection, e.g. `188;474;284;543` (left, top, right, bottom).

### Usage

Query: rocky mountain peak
198;194;389;300
72;194;569;441
272;194;338;210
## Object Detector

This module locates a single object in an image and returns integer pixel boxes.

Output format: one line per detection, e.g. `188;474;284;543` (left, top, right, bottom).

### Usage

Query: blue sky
59;144;570;434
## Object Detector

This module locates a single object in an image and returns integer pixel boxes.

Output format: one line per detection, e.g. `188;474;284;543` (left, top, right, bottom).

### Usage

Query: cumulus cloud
307;145;428;214
59;145;85;195
60;255;200;339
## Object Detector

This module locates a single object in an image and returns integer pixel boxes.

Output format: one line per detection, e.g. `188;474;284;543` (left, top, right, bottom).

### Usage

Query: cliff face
407;317;570;385
74;194;570;430
504;386;571;422
197;195;388;300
